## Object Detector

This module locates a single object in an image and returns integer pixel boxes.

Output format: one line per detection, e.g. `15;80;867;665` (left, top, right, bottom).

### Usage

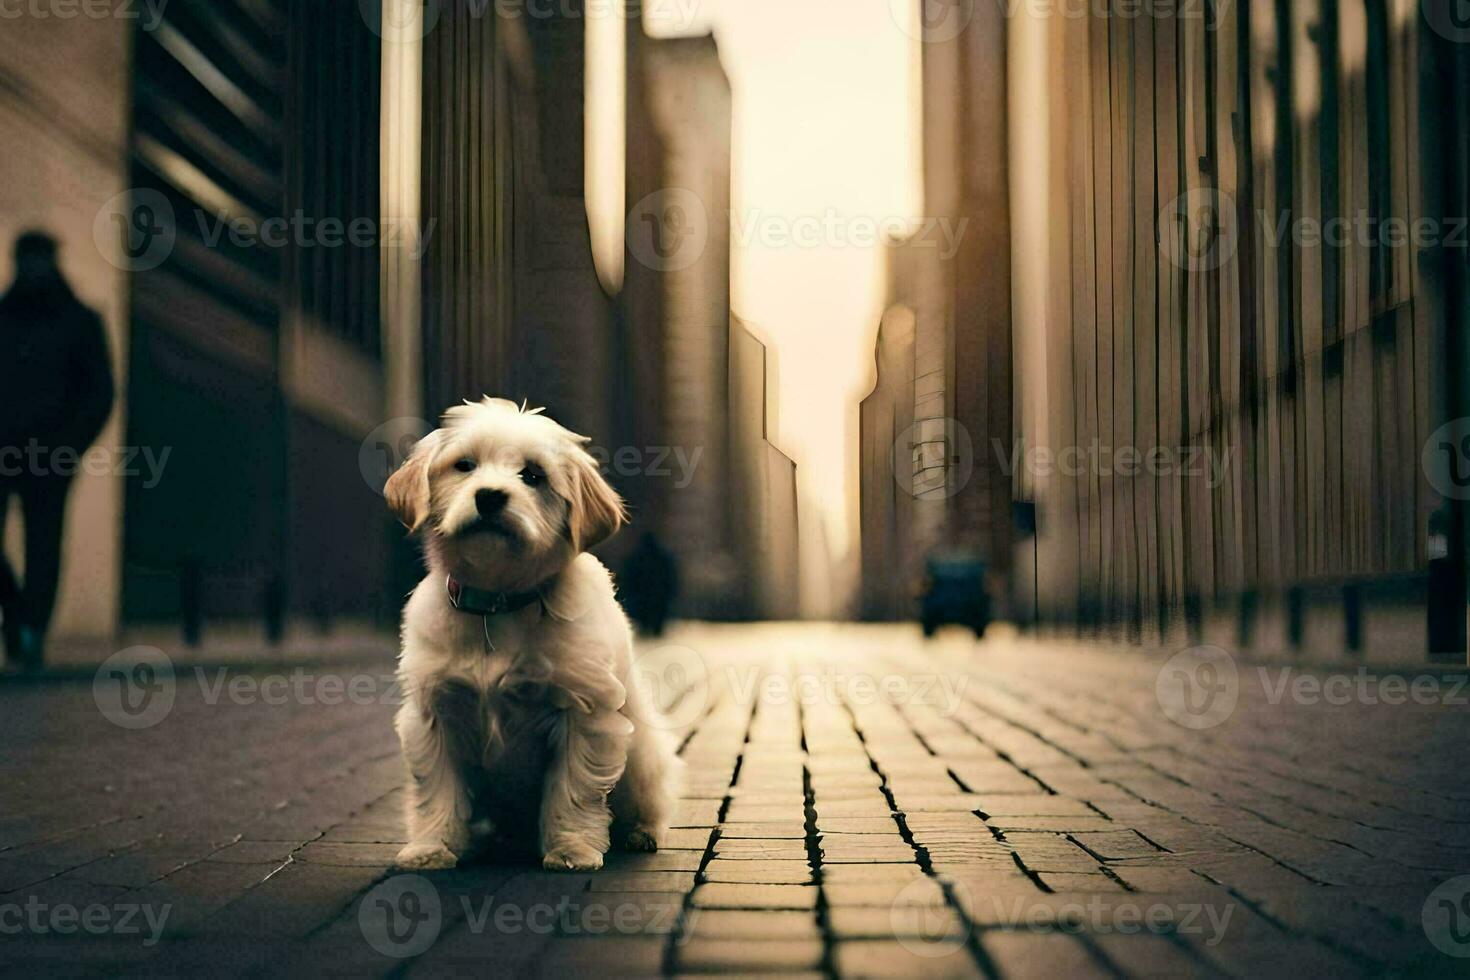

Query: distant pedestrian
620;531;679;637
0;231;114;669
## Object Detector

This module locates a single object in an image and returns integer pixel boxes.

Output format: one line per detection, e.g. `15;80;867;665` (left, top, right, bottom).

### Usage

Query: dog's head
386;398;626;590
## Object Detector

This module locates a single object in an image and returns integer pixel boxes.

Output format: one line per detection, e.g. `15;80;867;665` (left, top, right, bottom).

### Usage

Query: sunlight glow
586;1;921;615
586;6;626;294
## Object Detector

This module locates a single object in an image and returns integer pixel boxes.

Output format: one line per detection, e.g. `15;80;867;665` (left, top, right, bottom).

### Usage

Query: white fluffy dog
385;398;679;872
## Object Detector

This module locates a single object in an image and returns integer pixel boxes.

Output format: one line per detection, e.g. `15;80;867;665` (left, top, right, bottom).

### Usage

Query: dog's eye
453;458;477;473
520;465;544;487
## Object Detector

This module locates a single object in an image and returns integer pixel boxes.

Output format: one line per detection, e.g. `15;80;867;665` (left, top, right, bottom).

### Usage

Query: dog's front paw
395;841;460;870
623;828;660;853
542;842;604;872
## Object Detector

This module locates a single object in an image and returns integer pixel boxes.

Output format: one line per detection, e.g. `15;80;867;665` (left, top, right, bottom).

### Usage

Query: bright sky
591;0;923;616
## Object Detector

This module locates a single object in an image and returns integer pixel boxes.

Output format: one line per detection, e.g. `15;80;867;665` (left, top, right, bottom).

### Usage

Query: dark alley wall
122;0;391;631
1013;0;1468;657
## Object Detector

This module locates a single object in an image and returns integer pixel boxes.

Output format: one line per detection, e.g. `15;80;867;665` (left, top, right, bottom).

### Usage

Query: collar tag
445;575;542;617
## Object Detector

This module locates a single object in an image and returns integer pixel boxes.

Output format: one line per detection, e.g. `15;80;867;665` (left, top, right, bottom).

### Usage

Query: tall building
118;0;393;639
729;317;800;620
1005;1;1463;658
858;1;1016;621
922;0;1015;584
2;0;626;652
618;29;739;616
859;235;951;619
419;0;614;441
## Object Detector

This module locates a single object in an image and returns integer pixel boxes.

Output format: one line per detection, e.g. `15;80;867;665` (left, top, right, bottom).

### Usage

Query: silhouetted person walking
620;531;679;637
0;232;114;669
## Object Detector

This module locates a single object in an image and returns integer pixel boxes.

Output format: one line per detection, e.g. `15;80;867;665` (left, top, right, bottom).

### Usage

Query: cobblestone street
2;624;1468;977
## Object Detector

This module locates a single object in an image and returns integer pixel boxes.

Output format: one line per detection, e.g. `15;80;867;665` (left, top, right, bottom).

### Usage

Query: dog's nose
475;488;509;516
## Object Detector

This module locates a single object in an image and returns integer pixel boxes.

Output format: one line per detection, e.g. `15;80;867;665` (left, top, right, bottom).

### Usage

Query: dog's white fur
386;398;679;872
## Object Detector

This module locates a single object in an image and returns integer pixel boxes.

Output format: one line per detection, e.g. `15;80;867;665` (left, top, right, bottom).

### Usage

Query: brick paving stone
672;800;723;827
556;892;687;938
4;628;1467;977
674;936;825;972
821;864;926;883
533;935;668;977
293;841;404;867
1088;931;1226;978
986;816;1120;833
1069;829;1166;860
1108;866;1216;893
660;828;716;851
823;878;946;908
816;817;903;835
690;883;820;910
1035;871;1127;892
948;763;1048;795
976;796;1100;818
831;939;984;978
828;904;969;942
602;850;705;872
980;930;1111;977
701;859;813;884
716;821;807;839
711;841;810;861
685;908;821;941
586;871;697;893
205;840;303;864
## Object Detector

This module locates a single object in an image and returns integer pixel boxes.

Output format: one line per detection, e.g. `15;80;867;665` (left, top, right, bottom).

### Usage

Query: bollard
1344;583;1362;655
264;575;286;647
1287;586;1305;651
181;559;203;648
1237;590;1258;650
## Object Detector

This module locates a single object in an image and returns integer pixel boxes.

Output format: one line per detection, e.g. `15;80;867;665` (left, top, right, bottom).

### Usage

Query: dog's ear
565;445;627;552
385;432;439;533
